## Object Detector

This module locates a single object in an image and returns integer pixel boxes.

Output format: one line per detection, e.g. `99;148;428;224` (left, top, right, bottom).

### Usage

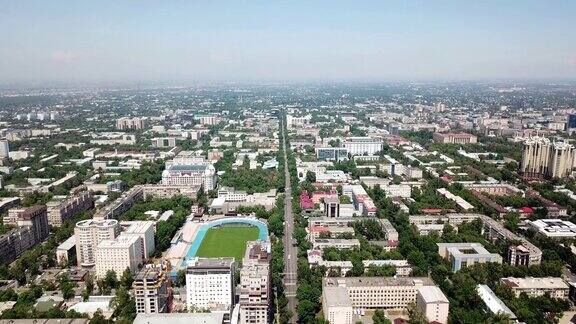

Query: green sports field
196;226;259;261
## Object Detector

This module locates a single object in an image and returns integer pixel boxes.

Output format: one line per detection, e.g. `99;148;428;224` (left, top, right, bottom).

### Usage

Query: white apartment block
121;221;155;259
521;136;575;178
95;234;143;279
186;258;236;314
75;219;120;267
116;117;146;130
500;277;569;299
343;137;383;156
239;242;271;324
0;140;9;159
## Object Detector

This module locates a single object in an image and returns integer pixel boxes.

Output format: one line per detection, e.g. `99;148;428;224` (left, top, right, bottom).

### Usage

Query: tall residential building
116;117;146;130
0;205;49;264
239;241;271;324
46;190;94;227
95;234;143;279
121;221;156;259
186;258;235;317
74;219;120;267
520;136;575;178
0;140;9;159
17;205;50;244
134;268;169;314
343;137;383;156
161;155;217;190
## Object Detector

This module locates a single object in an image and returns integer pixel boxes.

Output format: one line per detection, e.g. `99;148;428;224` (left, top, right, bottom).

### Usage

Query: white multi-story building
95;234;143;279
322;277;447;317
133;268;169;314
416;286;449;324
162;156;216;190
323;286;353;324
528;219;576;238
521;136;575;178
121;221;155;259
0;140;9;159
239;242;271;324
500;277;569;299
186;258;235;315
343;137;383;156
116;117;146;130
75;219;120;267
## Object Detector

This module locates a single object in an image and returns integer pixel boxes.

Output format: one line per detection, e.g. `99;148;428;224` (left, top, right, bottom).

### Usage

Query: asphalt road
281;120;298;323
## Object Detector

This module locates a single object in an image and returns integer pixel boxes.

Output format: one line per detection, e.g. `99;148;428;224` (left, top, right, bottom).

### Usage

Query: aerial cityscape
1;1;576;324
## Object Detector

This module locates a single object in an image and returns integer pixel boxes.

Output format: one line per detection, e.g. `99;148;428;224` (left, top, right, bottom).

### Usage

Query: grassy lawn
196;226;259;261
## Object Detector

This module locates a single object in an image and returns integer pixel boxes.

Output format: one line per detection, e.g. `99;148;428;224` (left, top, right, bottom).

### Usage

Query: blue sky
0;0;574;83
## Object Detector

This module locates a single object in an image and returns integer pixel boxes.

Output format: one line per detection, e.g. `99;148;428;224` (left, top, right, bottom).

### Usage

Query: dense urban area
0;82;576;324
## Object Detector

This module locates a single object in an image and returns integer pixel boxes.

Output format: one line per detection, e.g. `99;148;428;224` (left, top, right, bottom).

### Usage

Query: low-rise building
528;219;576;238
437;243;502;272
500;277;569;299
416;286;449;324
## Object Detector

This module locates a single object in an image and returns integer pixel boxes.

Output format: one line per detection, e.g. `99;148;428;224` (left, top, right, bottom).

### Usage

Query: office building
437;243;502;272
95;234;143;279
186;258;235;316
239;241;271;324
121;221;156;259
343;137;383;156
520;136;575;178
433;132;477;144
416;286;449;324
134;268;169;314
568;114;576;130
316;147;349;161
500;277;569;299
116;117;146;130
322;277;445;312
75;219;120;267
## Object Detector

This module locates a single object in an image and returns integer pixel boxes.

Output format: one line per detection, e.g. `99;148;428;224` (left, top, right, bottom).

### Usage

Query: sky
0;0;575;84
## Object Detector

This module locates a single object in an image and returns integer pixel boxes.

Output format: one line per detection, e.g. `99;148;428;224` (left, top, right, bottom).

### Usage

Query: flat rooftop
324;276;434;288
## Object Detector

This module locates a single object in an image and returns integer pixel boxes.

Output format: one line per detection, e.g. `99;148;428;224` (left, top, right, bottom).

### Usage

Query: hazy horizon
1;1;575;84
